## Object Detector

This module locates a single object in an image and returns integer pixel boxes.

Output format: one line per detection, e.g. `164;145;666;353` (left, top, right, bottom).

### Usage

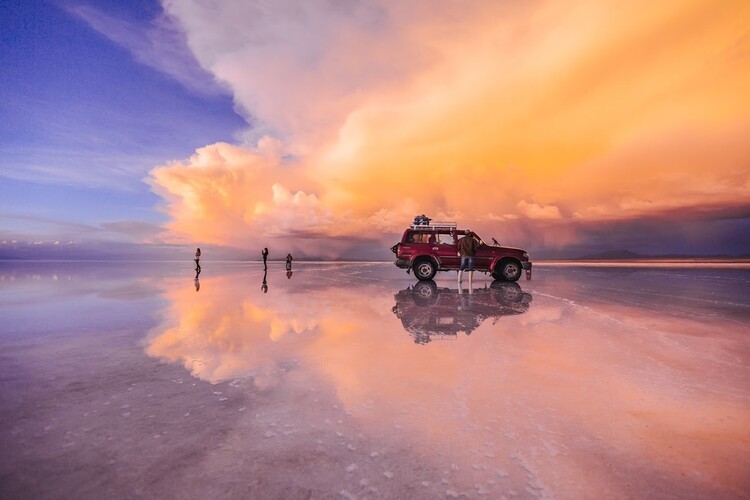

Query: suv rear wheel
493;260;522;282
413;259;437;281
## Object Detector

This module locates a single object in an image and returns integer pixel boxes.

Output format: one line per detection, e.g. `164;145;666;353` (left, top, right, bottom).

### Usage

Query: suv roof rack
409;221;457;230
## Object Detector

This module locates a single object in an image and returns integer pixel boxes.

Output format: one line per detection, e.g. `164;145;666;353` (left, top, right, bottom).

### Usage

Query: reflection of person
262;247;268;269
194;276;200;292
458;279;473;295
261;269;268;293
457;231;478;285
194;247;202;273
286;253;293;271
286;270;293;279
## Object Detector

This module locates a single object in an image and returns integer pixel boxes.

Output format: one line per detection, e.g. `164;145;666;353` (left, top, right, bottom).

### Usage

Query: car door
473;240;493;271
433;231;459;269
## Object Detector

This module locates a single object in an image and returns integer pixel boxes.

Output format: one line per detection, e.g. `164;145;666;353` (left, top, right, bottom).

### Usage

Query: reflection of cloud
146;277;323;385
145;267;750;495
519;303;563;325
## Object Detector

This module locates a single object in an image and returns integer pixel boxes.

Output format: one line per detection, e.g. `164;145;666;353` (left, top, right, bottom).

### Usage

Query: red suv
392;217;532;281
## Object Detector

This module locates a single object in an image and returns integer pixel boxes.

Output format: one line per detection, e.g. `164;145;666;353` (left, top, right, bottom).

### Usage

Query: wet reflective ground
1;262;749;499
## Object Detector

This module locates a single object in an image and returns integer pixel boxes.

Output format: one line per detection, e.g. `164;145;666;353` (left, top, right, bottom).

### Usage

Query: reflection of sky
2;262;748;496
142;262;750;496
0;261;169;341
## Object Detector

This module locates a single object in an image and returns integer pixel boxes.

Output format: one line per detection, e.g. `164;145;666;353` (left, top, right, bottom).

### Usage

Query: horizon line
2;258;749;265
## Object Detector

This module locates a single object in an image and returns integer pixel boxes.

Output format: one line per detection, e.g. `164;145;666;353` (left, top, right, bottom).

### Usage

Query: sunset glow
2;0;749;258
4;3;750;495
147;0;750;257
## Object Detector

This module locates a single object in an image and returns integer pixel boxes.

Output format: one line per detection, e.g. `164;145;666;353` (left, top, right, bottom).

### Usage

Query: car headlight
522;252;529;260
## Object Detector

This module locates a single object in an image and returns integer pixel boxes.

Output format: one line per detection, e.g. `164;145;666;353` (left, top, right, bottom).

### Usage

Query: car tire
413;259;437;281
493;260;522;282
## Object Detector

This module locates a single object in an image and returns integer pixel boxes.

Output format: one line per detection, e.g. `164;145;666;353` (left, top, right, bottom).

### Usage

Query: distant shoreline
2;258;750;269
536;259;750;269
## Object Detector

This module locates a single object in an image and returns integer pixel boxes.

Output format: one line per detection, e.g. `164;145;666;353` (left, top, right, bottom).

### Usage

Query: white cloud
517;200;563;220
69;4;225;96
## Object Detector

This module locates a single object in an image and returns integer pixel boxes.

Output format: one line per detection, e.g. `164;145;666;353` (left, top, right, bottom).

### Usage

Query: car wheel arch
412;254;440;267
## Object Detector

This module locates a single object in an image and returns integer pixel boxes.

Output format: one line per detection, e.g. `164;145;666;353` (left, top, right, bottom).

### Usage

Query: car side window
407;232;430;244
436;233;454;245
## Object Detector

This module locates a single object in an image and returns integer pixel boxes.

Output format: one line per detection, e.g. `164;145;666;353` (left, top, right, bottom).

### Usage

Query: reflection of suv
392;281;533;344
392;218;532;281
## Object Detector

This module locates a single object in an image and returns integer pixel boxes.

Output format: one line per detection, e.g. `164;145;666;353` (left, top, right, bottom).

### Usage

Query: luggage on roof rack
409;221;457;230
412;214;431;226
410;214;456;230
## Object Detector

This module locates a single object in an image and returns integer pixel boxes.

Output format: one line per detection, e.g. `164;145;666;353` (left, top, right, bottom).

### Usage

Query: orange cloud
148;139;334;247
149;0;750;253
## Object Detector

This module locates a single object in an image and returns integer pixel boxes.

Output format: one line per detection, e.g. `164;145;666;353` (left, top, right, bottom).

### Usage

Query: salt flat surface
1;261;749;499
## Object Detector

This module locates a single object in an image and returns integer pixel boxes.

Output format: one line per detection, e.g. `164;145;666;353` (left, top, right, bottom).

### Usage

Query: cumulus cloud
149;141;287;245
146;0;750;255
517;201;563;220
256;184;332;237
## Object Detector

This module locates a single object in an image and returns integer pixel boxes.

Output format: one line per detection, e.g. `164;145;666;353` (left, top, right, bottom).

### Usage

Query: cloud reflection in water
144;264;750;496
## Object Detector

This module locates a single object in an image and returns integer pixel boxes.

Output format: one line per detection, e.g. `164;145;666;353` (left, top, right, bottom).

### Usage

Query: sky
2;0;749;260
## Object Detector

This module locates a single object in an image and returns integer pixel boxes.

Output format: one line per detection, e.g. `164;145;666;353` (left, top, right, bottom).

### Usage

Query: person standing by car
457;231;478;285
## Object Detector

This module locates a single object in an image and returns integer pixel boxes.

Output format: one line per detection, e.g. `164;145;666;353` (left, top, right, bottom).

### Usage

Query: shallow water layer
1;261;749;499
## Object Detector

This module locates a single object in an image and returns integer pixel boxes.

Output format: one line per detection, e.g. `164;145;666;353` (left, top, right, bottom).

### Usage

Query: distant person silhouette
194;247;201;273
262;269;268;293
262;247;269;270
286;253;293;271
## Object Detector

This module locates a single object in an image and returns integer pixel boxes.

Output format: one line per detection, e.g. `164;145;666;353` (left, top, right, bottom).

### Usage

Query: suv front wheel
493;260;522;282
413;259;437;281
